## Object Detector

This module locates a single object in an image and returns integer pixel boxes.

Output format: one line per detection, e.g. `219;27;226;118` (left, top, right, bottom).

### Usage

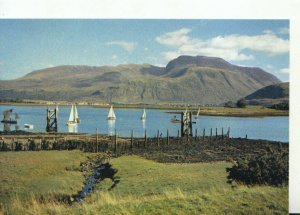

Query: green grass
0;153;288;214
0;151;92;212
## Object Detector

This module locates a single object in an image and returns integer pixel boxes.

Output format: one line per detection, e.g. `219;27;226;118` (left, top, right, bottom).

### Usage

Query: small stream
75;164;106;202
73;162;119;203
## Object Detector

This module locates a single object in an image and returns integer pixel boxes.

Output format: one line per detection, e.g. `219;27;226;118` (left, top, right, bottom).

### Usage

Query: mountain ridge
0;55;281;105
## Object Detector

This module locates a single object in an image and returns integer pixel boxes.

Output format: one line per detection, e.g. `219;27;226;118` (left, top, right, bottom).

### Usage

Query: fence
0;127;235;153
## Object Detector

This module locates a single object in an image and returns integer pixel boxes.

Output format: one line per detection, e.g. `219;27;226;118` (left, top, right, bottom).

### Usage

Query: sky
0;19;289;81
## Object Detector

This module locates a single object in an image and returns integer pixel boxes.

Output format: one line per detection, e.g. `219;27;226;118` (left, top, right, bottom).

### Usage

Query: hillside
0;55;281;105
245;82;289;106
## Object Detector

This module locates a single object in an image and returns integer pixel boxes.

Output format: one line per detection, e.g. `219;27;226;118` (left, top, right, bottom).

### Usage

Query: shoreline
0;102;289;117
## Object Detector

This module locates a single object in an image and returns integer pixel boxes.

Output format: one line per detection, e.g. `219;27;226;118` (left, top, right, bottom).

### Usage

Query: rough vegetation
0;55;281;105
226;145;288;186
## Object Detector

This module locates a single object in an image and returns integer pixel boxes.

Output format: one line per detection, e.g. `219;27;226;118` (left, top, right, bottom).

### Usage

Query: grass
0;152;288;214
0;150;93;213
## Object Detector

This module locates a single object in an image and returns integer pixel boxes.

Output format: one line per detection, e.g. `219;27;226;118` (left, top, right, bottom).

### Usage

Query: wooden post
157;129;160;147
210;128;212;139
215;128;218;138
228;127;230;138
222;127;224;139
195;128;197;140
167;129;169;146
96;128;98;153
114;129;117;153
144;130;147;148
177;130;180;138
180;112;184;137
131;130;133;150
203;128;205;140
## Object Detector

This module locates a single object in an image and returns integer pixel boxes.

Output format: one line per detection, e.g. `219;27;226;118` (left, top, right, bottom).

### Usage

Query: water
0;105;288;142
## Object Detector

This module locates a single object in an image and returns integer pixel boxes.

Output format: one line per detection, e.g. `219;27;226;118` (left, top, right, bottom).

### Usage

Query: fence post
167;129;169;146
96;128;98;153
144;130;147;148
222;127;224;139
131;130;133;150
114;129;117;153
157;129;160;147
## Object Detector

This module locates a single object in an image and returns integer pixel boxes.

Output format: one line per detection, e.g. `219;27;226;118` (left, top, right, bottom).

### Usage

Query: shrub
226;147;288;186
224;101;236;108
236;98;247;108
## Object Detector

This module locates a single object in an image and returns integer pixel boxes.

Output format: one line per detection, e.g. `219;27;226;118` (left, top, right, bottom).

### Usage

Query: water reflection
3;123;11;132
107;119;115;136
68;124;78;133
141;119;146;130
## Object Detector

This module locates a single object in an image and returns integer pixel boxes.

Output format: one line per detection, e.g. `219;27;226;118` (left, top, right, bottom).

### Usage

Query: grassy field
0;151;288;214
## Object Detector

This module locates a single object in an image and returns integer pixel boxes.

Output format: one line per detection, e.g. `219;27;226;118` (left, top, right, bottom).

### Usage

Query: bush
224;101;236;108
226;147;288;186
236;98;247;108
269;102;289;110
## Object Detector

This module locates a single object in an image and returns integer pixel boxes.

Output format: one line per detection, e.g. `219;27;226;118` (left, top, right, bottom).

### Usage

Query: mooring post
114;129;117;153
203;128;205;140
157;129;160;147
216;128;218;138
131;130;133;150
167;129;169;146
210;128;212;139
144;130;147;148
96;128;99;153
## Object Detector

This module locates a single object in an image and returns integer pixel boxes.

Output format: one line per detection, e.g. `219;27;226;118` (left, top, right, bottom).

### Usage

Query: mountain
0;55;281;105
245;82;289;106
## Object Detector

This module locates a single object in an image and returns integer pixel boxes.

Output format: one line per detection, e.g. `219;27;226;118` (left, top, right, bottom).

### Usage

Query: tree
236;98;247;108
224;101;236;108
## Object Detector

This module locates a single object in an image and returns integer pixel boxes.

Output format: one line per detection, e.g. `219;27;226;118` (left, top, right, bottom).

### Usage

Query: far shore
0;101;288;117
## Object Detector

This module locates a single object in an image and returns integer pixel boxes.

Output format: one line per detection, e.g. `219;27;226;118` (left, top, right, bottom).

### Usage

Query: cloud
111;55;118;60
279;68;289;74
277;27;289;35
106;41;137;53
156;28;289;62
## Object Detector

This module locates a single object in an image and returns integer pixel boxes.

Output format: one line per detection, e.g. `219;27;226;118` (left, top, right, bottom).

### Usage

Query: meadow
0;151;288;215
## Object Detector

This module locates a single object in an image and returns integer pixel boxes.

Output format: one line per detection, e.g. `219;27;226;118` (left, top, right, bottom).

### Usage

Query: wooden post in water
210;128;212;139
195;128;198;140
96;128;99;153
114;129;117;153
167;129;169;146
215;128;218;138
203;128;205;140
157;129;160;147
144;130;147;148
131;130;133;150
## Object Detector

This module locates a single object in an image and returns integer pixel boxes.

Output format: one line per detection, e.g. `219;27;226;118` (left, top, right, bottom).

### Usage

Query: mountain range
0;55;282;105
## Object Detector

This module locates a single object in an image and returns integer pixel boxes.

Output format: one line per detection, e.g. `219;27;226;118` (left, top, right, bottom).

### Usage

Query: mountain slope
245;82;289;106
0;56;281;105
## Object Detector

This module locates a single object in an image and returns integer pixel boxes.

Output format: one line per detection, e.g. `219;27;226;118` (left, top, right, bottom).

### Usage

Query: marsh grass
1;153;288;214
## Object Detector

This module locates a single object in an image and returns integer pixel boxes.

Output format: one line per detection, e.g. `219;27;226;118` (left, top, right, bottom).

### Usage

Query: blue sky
0;19;289;81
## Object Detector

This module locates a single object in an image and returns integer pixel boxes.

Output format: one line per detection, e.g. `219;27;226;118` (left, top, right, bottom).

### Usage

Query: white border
0;0;299;213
